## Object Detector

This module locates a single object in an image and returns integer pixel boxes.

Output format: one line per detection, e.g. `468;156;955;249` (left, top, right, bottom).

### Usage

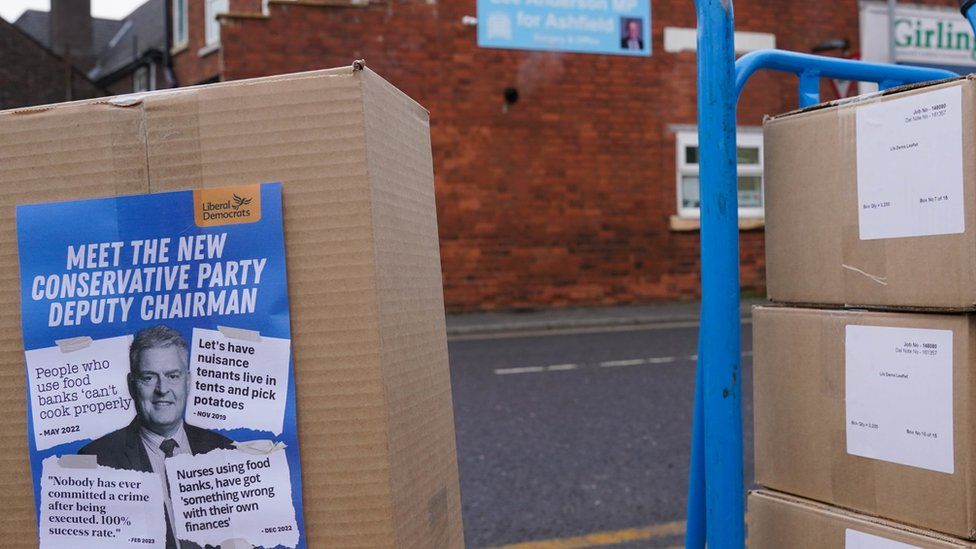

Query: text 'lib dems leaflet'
845;325;954;474
845;529;921;549
16;183;307;548
855;85;964;240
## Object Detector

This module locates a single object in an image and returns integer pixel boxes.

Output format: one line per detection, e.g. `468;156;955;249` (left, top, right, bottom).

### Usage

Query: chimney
49;0;95;71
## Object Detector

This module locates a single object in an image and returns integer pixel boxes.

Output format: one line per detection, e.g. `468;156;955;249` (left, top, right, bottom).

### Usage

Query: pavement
446;298;764;338
447;298;760;548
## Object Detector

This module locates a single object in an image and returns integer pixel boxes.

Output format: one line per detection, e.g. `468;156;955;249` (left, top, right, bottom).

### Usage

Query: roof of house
0;15;107;108
14;9;124;54
14;0;166;84
87;0;166;82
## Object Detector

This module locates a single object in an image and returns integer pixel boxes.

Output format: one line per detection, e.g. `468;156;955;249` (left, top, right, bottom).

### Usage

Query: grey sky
0;1;148;23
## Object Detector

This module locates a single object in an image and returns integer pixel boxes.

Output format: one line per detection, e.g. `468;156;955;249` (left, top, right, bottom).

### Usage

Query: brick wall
170;0;223;86
0;19;104;109
205;0;957;310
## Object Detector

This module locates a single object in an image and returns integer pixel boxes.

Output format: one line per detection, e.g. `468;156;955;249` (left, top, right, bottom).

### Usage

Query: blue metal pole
692;1;744;548
684;337;705;549
798;70;822;108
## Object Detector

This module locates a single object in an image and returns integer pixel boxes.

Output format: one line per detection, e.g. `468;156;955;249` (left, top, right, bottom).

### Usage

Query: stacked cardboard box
0;65;465;547
749;490;976;549
752;75;976;547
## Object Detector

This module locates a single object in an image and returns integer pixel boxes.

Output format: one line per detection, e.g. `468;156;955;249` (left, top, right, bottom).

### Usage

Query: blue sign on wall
477;0;651;57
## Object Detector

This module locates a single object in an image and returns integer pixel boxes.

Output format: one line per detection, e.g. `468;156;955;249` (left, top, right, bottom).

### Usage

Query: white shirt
140;424;191;543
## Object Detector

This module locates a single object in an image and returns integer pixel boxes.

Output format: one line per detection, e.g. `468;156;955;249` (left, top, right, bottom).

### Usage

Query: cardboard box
748;489;976;548
754;306;976;539
763;75;976;310
0;65;464;547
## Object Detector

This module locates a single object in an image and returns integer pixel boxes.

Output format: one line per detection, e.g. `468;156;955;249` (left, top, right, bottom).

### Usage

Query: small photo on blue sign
477;0;652;57
620;17;645;51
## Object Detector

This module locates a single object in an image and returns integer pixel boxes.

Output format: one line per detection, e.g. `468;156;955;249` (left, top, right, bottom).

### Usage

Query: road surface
449;320;755;548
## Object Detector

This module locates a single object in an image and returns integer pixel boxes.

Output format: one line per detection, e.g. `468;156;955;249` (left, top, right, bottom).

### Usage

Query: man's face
130;346;189;437
628;21;640;39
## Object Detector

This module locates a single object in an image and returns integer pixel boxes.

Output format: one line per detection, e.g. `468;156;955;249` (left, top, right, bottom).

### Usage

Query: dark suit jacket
621;37;644;50
79;417;233;471
79;418;233;549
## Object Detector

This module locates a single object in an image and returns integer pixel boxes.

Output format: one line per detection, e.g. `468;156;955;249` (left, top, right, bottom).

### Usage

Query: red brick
169;0;958;311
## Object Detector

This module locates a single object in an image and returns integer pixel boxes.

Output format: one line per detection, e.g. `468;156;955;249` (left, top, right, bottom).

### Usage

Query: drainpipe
163;0;179;88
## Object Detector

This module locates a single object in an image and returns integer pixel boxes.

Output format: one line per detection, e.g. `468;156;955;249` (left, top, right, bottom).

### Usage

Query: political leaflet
16;183;306;549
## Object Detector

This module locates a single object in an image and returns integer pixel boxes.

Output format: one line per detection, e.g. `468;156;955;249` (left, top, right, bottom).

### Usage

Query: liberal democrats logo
193;185;262;227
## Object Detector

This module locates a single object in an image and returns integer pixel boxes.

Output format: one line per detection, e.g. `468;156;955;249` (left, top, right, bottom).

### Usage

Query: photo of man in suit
620;18;644;50
79;324;233;549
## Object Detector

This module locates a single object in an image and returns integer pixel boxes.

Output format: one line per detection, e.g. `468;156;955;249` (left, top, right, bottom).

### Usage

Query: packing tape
55;336;93;353
143;88;204;192
58;455;97;469
218;539;254;549
218;325;262;342
233;440;286;455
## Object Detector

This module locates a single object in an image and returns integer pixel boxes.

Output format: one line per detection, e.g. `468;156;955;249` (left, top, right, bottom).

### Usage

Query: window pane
205;0;229;45
737;175;762;208
685;146;698;165
736;146;759;165
173;0;187;44
133;67;148;92
681;175;700;209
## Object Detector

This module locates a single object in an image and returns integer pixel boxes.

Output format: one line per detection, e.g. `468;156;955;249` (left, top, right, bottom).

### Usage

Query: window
172;0;188;49
675;128;764;219
133;66;149;92
205;0;230;47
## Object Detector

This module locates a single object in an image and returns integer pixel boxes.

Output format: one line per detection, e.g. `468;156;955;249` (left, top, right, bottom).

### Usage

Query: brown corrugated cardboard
753;305;976;539
0;65;464;547
763;75;976;310
748;490;976;548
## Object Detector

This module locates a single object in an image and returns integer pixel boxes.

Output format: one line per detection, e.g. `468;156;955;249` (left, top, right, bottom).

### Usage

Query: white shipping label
846;325;953;473
855;85;964;240
846;529;921;549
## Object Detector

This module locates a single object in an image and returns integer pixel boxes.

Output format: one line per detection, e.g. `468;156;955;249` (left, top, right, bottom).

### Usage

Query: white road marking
599;358;647;368
495;366;546;375
494;351;752;376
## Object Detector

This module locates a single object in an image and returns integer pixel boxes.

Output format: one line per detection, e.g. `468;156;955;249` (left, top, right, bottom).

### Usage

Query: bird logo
232;194;252;210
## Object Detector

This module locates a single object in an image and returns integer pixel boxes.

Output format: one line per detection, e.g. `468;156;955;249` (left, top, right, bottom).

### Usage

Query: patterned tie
160;438;178;458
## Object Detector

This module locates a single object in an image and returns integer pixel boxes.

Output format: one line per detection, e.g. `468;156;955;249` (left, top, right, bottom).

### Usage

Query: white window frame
675;128;764;219
205;0;230;47
133;66;150;92
172;0;189;49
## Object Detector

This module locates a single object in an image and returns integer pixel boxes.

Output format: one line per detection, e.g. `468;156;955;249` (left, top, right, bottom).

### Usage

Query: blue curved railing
735;49;956;107
686;1;974;548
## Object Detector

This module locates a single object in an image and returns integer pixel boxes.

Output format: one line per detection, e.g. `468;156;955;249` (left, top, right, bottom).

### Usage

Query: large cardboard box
754;306;976;539
748;489;976;548
0;65;464;547
764;75;976;310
